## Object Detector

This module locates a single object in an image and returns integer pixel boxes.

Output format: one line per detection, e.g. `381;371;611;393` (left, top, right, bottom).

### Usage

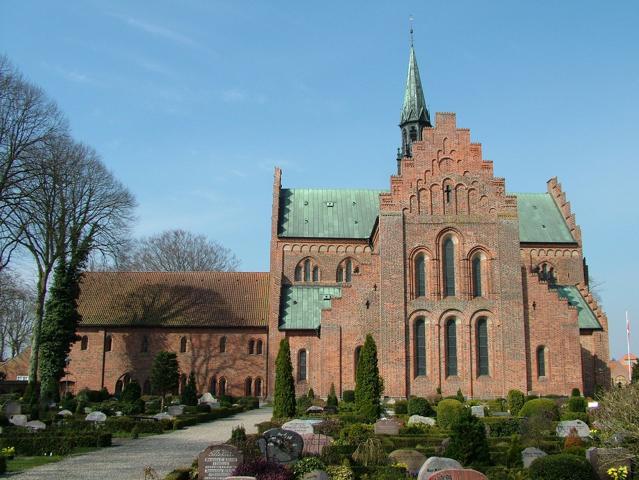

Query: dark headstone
3;400;21;416
257;428;304;464
198;444;243;480
374;418;401;435
427;469;487;480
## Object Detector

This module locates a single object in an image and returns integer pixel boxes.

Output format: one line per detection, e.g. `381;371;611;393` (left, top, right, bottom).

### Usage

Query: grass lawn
7;455;63;472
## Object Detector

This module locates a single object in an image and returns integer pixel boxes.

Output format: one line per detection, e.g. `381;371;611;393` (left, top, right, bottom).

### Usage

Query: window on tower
446;318;458;377
415;317;426;376
443;237;456;297
477;317;489;376
337;258;356;283
414;253;427;298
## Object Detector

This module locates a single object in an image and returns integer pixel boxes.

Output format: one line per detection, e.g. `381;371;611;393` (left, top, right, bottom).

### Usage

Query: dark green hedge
529;454;596;480
481;417;523;437
0;432;111;455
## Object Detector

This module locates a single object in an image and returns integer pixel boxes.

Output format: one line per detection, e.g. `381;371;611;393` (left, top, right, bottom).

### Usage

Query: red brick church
3;43;610;399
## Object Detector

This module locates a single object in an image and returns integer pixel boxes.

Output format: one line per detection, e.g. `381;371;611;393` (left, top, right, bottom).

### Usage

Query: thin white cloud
43;63;100;86
113;14;199;48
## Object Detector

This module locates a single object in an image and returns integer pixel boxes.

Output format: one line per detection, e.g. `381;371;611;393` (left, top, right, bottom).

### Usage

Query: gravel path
8;407;273;480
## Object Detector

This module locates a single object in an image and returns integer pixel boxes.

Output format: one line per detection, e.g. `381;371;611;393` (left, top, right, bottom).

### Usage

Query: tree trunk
27;271;48;387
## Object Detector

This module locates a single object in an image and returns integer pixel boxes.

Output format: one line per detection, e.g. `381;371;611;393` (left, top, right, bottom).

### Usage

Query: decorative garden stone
427;469;487;480
198;444;243;480
85;411;107;422
3;400;21;416
437;438;451;455
26;420;46;430
306;406;324;414
302;470;329;480
57;409;73;417
168;405;184;416
521;447;547;468
257;428;304;464
389;449;427;476
586;447;632;480
471;405;485;417
417;457;463;480
300;433;333;455
408;415;436;426
9;414;27;426
556;419;590;438
153;412;174;421
282;419;314;435
374;418;401;435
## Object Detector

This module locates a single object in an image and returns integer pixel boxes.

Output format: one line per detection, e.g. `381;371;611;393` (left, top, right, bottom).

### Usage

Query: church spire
399;24;431;158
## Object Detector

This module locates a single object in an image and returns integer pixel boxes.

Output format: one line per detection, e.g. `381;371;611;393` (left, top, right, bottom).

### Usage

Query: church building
2;42;610;399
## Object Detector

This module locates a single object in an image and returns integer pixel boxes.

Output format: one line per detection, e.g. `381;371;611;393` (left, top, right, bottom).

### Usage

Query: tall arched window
472;254;482;298
537;346;546;377
446;318;458;376
141;336;149;353
219;336;227;353
415;317;426;376
476;317;489;376
245;377;252;396
304;259;311;282
80;336;88;351
354;345;362;380
296;258;319;283
312;266;319;282
337;259;355;283
295;265;302;281
104;335;112;352
415;254;426;297
254;377;262;397
298;350;307;381
443;237;456;297
248;339;255;354
256;340;263;355
180;336;187;353
210;376;217;396
219;377;227;396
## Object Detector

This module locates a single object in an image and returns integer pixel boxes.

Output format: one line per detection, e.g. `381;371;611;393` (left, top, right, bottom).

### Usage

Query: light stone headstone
300;433;333;455
257;428;304;464
389;449;427;476
587;447;633;480
85;411;107;422
427;469;487;480
521;447;547;468
556;419;590;438
153;412;174;421
417;457;463;480
471;405;485;418
57;409;73;417
26;420;46;430
168;405;184;416
408;415;436;426
282;419;314;435
3;400;21;416
374;418;401;435
306;406;324;414
9;414;27;427
198;444;243;480
437;438;451;455
302;470;329;480
199;393;216;404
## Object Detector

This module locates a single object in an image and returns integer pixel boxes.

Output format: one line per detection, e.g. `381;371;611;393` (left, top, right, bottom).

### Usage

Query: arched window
443;237;456;297
256;340;263;355
472;254;482;298
248;339;255;354
409;126;417;142
304;258;311;282
298;350;307;381
446;318;458;377
80;336;88;351
210;376;217;396
312;266;319;282
115;379;123;395
414;254;426;298
141;336;149;353
476;317;489;376
537;346;546;377
219;336;227;353
415;317;426;376
104;335;112;352
143;379;151;395
254;377;262;397
294;265;302;282
337;259;355;283
219;377;227;396
354;345;362;380
245;377;252;396
537;263;557;285
180;336;187;353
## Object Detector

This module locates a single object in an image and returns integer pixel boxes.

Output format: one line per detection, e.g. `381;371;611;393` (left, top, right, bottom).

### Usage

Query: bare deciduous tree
0;269;34;360
0;55;66;269
118;229;239;272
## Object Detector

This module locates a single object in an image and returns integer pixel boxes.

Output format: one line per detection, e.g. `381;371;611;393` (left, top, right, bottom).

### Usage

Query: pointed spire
400;41;431;127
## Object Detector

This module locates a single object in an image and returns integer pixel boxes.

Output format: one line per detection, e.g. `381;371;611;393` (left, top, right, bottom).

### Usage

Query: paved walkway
8;407;273;480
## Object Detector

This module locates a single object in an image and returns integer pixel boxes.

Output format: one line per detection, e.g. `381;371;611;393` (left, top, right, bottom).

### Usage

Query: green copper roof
513;193;576;243
279;285;342;330
278;189;385;239
400;47;430;126
554;285;603;330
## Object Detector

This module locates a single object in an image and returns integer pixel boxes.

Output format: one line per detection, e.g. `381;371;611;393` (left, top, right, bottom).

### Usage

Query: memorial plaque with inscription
257;428;304;464
198;444;243;480
427;468;487;480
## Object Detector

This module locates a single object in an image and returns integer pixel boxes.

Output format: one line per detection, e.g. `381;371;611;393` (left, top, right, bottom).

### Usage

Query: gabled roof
513;193;576;243
554;285;602;330
278;189;385;239
400;47;431;126
78;271;269;328
279;285;342;330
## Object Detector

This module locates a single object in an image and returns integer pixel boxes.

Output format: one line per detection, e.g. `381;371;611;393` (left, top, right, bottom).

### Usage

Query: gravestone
302;470;329;480
556;419;590;438
408;415;436;426
153;412;174;421
374;418;401;435
491;411;510;417
389;449;427;476
225;477;256;480
9;414;27;427
26;420;46;430
3;400;21;416
168;405;184;416
427;469;487;480
471;406;485;418
417;457;463;480
198;444;243;480
521;447;547;468
58;409;73;417
586;447;632;480
257;428;304;464
199;393;216;404
323;406;337;414
86;411;107;422
306;406;324;414
282;419;314;435
437;438;451;455
300;434;333;455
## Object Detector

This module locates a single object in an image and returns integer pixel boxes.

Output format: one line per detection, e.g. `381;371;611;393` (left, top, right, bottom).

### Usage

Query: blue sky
2;1;638;359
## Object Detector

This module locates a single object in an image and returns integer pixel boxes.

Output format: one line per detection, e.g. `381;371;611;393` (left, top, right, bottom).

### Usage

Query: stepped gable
547;177;582;245
77;271;269;328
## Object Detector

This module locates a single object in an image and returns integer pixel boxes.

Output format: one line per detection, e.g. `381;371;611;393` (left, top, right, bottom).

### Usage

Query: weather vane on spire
409;14;414;47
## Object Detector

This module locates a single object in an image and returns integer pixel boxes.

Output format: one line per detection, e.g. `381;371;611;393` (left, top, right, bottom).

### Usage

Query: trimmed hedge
519;398;559;420
407;397;434;417
481;417;522;437
529;453;596;480
393;400;408;415
436;399;464;429
567;396;587;413
507;390;525;416
0;432;111;455
560;411;589;424
343;390;355;403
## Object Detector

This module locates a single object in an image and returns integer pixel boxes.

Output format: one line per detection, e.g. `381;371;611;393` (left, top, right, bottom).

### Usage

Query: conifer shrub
273;338;296;419
121;380;142;403
571;388;581;397
518;398;559;420
455;388;465;403
507;389;525;416
326;383;338;409
339;423;374;445
560;411;589;423
342;390;355;403
307;388;315;400
393;400;408;415
352;438;388;466
354;334;383;423
293;457;326;478
180;372;198;406
528;454;596;480
444;409;491;466
407;396;434;417
567;396;587;413
436;398;464;429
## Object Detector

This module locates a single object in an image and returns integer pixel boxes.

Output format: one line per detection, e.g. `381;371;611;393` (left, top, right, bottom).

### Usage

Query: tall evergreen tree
632;361;639;384
355;334;383;422
181;371;198;406
273;338;295;419
150;351;180;410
